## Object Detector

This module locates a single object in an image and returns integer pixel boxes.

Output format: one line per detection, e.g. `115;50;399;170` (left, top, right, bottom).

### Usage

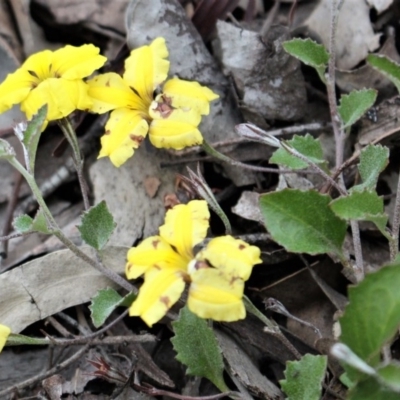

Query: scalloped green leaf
12;210;51;234
353;145;389;192
283;38;329;83
367;55;400;94
259;189;347;256
89;288;136;328
340;261;400;381
13;214;34;233
338;89;377;128
171;306;228;392
330;190;387;235
280;354;327;400
270;134;327;170
78;201;116;250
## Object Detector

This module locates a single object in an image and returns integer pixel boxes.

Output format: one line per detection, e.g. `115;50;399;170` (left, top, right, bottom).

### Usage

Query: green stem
9;158;134;293
57;118;90;210
243;295;301;359
201;139;289;174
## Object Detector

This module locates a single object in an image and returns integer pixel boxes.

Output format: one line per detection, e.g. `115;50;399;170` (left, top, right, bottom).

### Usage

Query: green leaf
283;38;329;83
353;145;389;192
13;210;51;234
0;138;16;160
31;210;51;234
270;134;327;170
330;190;388;235
13;214;34;233
19;105;47;174
78;201;116;250
259;189;347;256
340;261;400;380
280;354;327;400
377;362;400;392
338;89;377;128
89;288;136;328
171;306;228;392
367;54;400;94
348;376;400;400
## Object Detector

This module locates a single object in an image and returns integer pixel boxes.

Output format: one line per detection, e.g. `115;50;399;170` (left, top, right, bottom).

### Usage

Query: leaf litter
0;0;399;399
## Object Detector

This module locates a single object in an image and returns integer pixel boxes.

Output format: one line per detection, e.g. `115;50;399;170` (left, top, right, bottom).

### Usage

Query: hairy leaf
259;189;346;256
171;306;228;392
78;201;116;250
280;354;327;400
283;38;329;83
270;134;326;170
330;190;387;235
89;288;136;328
338;89;377;128
354;145;389;192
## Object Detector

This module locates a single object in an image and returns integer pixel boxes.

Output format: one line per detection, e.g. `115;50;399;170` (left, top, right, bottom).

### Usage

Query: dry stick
326;0;364;280
0;171;23;259
390;175;400;259
0;344;90;397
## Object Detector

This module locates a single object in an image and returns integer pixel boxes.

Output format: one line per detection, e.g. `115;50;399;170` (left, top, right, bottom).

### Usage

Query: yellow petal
129;269;186;327
188;268;245;321
0;68;36;113
21;78;92;120
0;324;11;352
21;49;53;81
126;236;188;280
124;37;169;105
159;200;209;261
98;108;149;167
149;97;202;126
149;119;203;150
87;72;147;114
196;236;262;281
51;44;107;79
162;78;219;116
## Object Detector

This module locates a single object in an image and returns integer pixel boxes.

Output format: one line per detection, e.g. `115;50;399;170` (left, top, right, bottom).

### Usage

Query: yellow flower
87;37;219;167
0;45;106;124
125;200;262;327
0;325;10;352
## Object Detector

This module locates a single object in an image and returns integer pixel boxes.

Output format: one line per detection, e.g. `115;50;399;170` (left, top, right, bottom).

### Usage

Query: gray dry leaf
304;0;380;70
231;191;263;224
214;21;306;121
216;330;283;400
0;245;127;333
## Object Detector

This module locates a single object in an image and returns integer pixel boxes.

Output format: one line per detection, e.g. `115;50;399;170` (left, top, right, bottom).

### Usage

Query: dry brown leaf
0;246;127;333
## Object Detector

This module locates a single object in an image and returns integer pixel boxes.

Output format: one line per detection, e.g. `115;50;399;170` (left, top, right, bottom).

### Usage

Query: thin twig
390;171;400;260
0;171;23;259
